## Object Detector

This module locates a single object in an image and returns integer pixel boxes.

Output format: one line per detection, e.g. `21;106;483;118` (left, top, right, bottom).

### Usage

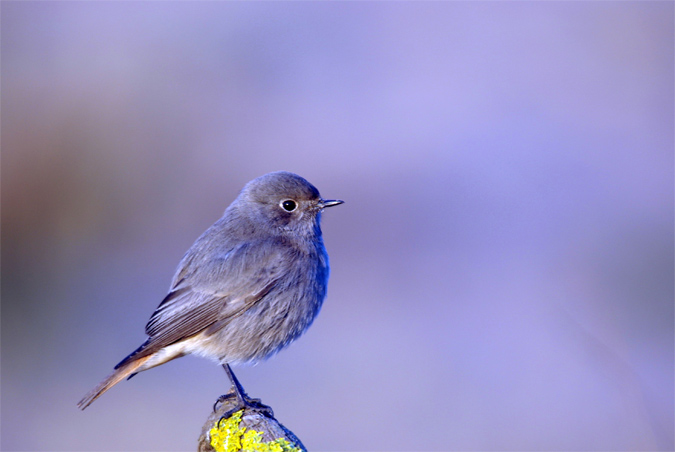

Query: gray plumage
78;171;342;410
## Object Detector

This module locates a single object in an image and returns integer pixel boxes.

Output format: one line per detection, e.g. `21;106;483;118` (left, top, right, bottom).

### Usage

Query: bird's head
236;171;343;237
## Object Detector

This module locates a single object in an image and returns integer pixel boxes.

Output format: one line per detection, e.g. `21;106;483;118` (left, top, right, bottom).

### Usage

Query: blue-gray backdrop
2;2;673;450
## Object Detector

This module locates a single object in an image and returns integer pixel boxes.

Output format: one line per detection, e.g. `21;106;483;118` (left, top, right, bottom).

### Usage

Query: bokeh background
2;2;673;451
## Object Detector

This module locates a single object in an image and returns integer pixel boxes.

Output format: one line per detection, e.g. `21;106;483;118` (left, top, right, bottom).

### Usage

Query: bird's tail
77;354;153;410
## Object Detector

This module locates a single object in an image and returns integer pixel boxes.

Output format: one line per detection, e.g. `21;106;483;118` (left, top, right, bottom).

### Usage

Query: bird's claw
213;392;242;412
215;393;274;427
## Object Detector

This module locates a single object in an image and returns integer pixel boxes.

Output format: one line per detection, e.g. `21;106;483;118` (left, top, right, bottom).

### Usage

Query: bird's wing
141;279;278;353
118;240;289;366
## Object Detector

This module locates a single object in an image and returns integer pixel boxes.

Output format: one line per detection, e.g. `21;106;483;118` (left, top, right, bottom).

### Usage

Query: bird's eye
280;199;297;212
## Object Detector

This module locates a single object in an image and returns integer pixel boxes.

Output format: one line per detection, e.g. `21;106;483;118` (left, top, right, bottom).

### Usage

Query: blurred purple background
2;2;673;451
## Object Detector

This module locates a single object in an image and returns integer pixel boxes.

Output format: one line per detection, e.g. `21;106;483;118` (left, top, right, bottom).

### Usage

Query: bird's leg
223;363;274;414
215;364;274;422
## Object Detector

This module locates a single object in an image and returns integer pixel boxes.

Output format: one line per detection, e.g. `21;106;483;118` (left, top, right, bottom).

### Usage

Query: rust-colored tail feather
77;354;153;410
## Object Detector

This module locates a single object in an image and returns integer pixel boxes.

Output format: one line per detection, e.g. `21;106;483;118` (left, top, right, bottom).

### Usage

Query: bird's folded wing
118;241;289;364
143;279;277;349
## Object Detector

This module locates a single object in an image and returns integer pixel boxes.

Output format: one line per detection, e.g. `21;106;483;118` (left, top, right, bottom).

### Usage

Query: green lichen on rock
208;410;303;452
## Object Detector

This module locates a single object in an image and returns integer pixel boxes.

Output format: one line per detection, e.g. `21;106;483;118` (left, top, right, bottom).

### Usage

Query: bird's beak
321;199;344;209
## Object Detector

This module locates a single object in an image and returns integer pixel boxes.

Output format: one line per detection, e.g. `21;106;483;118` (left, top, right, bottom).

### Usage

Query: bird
78;171;343;414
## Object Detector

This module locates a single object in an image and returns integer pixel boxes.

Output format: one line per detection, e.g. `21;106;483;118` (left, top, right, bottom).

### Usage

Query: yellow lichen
209;410;244;452
209;410;302;452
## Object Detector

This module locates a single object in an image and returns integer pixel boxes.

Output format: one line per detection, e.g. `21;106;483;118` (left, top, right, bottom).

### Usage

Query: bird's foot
215;391;274;426
213;392;235;412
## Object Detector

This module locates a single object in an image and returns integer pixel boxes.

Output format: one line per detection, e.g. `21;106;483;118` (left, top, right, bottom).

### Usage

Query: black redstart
78;171;342;412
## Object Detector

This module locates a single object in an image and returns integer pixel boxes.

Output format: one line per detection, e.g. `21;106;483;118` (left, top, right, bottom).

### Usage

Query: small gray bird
78;171;342;412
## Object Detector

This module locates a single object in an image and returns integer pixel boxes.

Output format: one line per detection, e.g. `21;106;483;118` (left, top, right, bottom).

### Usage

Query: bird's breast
196;247;329;365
